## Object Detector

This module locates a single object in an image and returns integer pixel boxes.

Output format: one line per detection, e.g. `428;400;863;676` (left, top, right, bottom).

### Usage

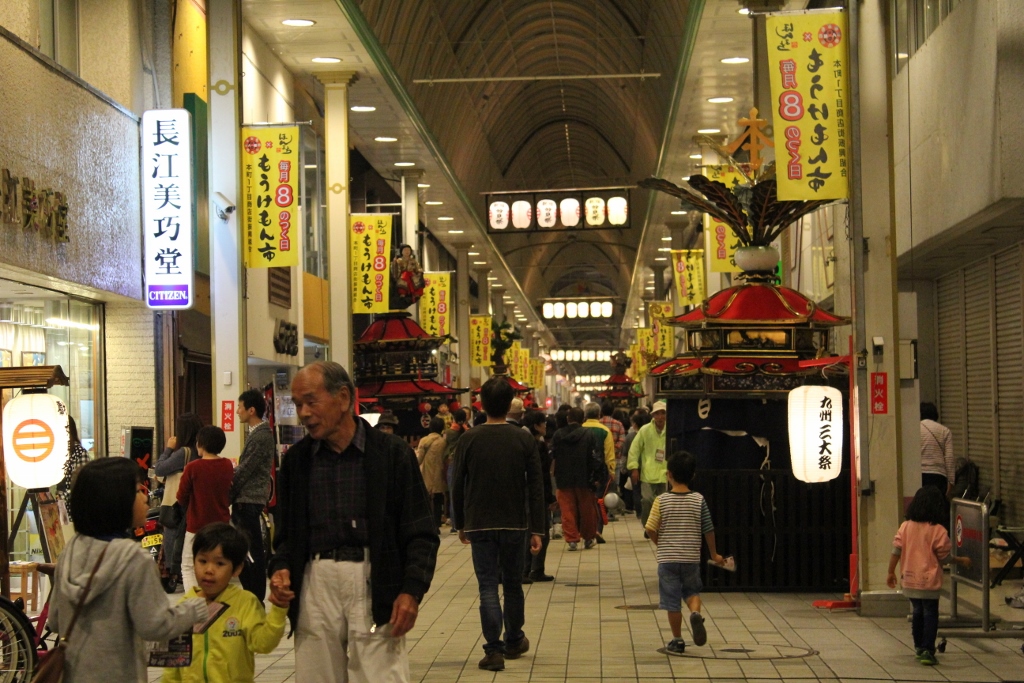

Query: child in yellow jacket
163;523;291;683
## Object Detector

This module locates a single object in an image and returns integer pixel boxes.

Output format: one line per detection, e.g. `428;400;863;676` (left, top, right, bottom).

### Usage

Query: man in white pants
269;362;439;682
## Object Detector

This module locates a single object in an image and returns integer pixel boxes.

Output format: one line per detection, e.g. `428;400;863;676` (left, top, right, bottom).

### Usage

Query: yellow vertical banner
241;126;301;268
766;10;850;200
672;249;706;307
636;328;653;379
704;165;746;273
534;359;545;390
519;348;531;384
349;214;392;314
419;272;451;336
510;341;521;379
647;301;675;359
469;315;491;367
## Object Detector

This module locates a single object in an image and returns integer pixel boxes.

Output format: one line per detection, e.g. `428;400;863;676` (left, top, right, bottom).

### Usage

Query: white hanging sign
788;385;842;483
608;196;628;225
3;393;70;489
488;201;509;230
559;198;580;227
142;109;194;309
536;199;557;228
585;197;605;226
511;200;532;229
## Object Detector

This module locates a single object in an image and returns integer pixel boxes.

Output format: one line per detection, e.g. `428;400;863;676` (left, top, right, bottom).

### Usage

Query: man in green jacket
627;401;668;527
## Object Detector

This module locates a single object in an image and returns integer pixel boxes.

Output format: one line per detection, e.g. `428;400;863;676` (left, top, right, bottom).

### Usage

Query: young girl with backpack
49;458;206;682
886;486;971;666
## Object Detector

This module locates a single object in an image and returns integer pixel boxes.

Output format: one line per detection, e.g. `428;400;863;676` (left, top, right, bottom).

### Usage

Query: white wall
105;300;156;456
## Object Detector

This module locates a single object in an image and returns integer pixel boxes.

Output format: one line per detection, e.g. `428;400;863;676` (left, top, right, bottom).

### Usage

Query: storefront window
0;278;103;559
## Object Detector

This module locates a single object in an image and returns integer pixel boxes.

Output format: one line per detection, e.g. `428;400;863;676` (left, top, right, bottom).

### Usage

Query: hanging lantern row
486;191;630;232
787;385;843;483
542;301;614;320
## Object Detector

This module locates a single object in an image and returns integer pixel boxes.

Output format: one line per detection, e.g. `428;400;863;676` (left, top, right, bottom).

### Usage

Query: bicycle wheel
0;599;35;683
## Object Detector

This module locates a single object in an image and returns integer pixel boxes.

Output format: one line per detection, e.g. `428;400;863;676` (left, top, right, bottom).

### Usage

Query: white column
455;245;472;405
207;0;244;459
401;170;422;249
318;72;358;371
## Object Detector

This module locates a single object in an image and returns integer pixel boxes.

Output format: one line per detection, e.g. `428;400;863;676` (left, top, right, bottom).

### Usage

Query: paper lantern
448;401;461;412
536;199;557;228
418;402;431;414
788;386;843;483
559;198;580;227
553;302;565;319
585;197;605;226
3;393;70;489
511;200;532;229
489;201;509;230
607;196;628;225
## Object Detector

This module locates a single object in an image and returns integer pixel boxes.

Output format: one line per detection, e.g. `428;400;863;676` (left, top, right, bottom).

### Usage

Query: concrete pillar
317;71;358;371
207;0;245;458
401;170;423;317
650;264;668;302
474;268;492;315
455;245;472;405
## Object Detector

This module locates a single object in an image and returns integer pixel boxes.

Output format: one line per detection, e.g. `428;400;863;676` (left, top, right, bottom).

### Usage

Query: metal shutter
994;246;1023;525
936;271;965;459
963;260;994;492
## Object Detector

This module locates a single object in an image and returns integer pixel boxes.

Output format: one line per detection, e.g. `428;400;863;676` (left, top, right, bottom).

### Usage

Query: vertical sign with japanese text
703;165;746;273
469;315;492;367
520;347;531;385
221;400;235;432
510;341;522;380
142;110;194;309
240;126;300;267
672;249;706;308
349;214;392;314
647;301;675;359
766;10;850;200
420;272;452;336
870;372;888;414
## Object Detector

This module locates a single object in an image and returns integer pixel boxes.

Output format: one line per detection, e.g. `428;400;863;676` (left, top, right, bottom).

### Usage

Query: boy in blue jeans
645;451;724;654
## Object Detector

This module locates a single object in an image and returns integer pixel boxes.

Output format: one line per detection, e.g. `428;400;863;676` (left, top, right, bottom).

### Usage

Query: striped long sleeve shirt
920;419;955;482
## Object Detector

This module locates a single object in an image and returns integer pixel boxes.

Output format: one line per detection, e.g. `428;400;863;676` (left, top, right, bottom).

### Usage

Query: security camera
213;192;236;220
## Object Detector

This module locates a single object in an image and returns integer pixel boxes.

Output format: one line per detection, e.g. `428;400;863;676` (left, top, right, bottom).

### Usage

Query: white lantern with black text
788;385;842;483
488;201;509;230
3;393;70;489
536;199;557;228
584;197;605;226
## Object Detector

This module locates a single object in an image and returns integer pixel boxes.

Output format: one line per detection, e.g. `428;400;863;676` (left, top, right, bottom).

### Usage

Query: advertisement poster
420;272;451;336
349;214;392;314
766;10;850;200
672;249;706;308
469;315;491;367
240;126;300;267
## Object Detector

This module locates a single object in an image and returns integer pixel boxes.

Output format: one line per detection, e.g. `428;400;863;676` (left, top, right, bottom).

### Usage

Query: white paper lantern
553;302;565;319
511;200;532;229
607;196;628;225
559;198;580;227
542;302;554;319
585;197;606;226
537;199;557;228
489;201;509;230
601;301;614;318
788;386;843;483
3;393;70;489
578;301;589;318
566;302;578;318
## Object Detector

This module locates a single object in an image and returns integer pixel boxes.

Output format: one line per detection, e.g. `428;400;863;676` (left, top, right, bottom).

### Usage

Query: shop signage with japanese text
766;10;851;200
1;169;70;242
703;165;745;273
647;301;675;359
349;214;392;314
142;109;194;310
469;315;491;367
672;249;706;308
420;272;451;336
240;126;300;268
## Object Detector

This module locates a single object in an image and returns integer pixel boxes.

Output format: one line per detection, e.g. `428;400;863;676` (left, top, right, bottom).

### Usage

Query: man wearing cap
627;401;669;529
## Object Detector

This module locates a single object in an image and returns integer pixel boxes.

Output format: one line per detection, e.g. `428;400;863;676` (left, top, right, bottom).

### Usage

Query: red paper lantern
448;401;461;412
418;402;431;414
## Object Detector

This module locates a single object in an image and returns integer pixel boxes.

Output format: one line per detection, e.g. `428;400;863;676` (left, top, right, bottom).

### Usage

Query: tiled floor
147;517;1024;682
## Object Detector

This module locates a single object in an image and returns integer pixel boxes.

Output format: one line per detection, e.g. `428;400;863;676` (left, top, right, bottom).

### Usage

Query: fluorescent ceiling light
655;257;668;261
897;52;909;58
304;164;317;169
447;229;463;234
350;105;376;112
488;276;498;280
697;128;720;134
721;57;750;64
662;236;672;241
374;136;397;142
417;183;430;188
46;318;99;331
282;19;315;27
394;161;415;167
738;7;750;14
689;153;702;159
437;216;454;221
708;97;734;104
658;247;671;252
312;57;341;64
473;261;487;265
468;252;480;256
670;210;687;215
425;201;443;205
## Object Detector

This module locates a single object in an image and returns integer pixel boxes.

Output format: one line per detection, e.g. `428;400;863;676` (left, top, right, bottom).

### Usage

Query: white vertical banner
142;110;194;309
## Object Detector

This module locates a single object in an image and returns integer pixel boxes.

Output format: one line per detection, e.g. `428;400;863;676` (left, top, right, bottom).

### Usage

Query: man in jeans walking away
231;388;276;600
451;377;546;672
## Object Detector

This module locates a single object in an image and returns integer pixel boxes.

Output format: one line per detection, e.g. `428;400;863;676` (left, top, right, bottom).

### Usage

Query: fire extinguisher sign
222;400;235;432
870;372;888;415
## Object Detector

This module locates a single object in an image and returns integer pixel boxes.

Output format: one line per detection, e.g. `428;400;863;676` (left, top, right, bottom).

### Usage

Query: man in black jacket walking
451;377;546;672
551;407;605;551
268;361;439;683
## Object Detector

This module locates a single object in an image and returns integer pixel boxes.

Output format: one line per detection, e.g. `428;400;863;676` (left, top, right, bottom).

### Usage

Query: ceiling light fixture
473;261;487;265
312;57;341;64
697;128;721;134
658;247;671;252
282;19;316;27
350;105;376;112
689;153;702;159
425;201;443;205
447;229;464;234
721;57;750;64
708;97;734;104
670;210;687;215
417;183;430;188
374;136;397;142
394;162;415;167
662;236;673;241
738;7;751;15
654;257;668;261
468;252;480;256
437;216;454;221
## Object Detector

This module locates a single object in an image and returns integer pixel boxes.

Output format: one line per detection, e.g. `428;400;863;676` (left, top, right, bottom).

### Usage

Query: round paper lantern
607;196;628;225
788;385;843;483
418;402;431;414
511;200;532;229
489;201;509;230
536;199;557;228
3;393;70;489
448;401;461;412
559;198;580;227
585;197;606;226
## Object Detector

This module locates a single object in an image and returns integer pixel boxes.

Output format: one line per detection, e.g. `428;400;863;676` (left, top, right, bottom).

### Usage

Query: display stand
0;366;70;598
936;497;1024;653
8;489;54;563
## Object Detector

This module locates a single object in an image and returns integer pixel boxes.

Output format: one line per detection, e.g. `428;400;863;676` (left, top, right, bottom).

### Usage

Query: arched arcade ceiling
351;0;696;350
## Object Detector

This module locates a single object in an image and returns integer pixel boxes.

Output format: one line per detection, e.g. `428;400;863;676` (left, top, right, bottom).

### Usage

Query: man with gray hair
269;361;439;683
506;397;525;426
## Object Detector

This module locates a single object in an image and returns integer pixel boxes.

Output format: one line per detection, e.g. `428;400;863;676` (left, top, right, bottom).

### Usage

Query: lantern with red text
787;386;842;483
3;393;70;489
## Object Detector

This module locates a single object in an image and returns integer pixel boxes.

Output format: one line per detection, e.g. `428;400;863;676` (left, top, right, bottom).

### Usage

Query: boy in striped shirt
645;451;725;654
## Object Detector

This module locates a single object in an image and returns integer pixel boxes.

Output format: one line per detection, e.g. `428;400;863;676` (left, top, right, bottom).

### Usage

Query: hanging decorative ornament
3;393;70;489
448;401;462;412
511;200;533;229
536;199;557;228
584;197;606;226
489;201;509;230
559;198;580;227
607;196;628;225
788;385;843;483
418;401;431;414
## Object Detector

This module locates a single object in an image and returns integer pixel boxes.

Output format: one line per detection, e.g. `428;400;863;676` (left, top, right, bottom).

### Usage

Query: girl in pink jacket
887;487;971;666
